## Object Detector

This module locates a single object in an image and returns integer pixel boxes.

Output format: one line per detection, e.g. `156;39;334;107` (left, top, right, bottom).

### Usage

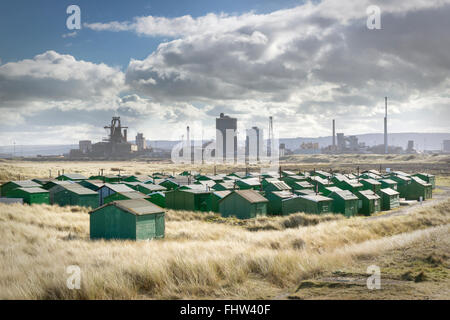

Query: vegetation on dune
0;198;449;299
0;154;449;183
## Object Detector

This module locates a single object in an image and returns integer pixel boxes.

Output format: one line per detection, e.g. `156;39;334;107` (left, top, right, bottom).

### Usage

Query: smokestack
186;126;191;163
332;119;336;148
124;129;127;142
384;97;388;154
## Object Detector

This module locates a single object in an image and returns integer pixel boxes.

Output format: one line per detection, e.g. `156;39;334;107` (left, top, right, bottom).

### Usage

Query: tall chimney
384;97;388;154
332;119;336;148
124;129;127;142
186;126;191;163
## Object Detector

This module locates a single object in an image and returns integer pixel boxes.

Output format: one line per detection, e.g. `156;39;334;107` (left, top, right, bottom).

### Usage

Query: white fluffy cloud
2;0;450;144
114;0;450;136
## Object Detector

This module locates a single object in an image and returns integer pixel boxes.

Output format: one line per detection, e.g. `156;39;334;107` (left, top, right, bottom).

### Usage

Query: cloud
118;0;450;136
62;31;77;38
0;51;126;118
3;0;450;144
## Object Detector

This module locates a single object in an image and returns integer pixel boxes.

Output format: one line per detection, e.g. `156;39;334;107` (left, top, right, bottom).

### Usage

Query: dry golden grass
0;197;449;299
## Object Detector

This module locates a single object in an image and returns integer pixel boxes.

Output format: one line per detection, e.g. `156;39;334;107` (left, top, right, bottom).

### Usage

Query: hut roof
58;173;87;180
16;187;48;194
411;176;431;186
91;199;163;216
267;181;291;191
358;190;380;200
101;183;134;193
362;178;381;185
300;194;333;203
271;191;294;199
213;190;231;199
232;190;268;203
379;188;399;196
116;191;149;199
8;180;41;188
379;179;397;185
331;190;358;200
60;184;98;195
238;178;261;186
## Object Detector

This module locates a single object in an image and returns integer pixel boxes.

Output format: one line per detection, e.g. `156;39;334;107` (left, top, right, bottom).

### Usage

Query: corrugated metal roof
379;188;399;196
181;184;208;191
215;181;236;189
296;181;313;187
326;186;343;193
414;173;435;178
9;180;41;188
287;175;305;180
199;180;216;188
235;190;268;203
93;199;163;216
134;175;151;182
269;181;291;190
362;178;381;185
365;172;382;179
301;194;333;202
379;179;397;185
101;183;134;193
294;189;316;195
118;191;149;199
59;173;87;180
62;184;98;195
264;178;281;183
86;179;104;184
16;187;48;194
205;175;224;181
358;190;380;200
314;170;332;177
345;179;363;187
391;175;411;181
411;176;431;186
393;171;411;177
271;191;294;199
309;176;333;185
332;190;358;200
180;188;211;194
213;190;231;198
46;180;73;186
140;183;166;191
238;178;261;186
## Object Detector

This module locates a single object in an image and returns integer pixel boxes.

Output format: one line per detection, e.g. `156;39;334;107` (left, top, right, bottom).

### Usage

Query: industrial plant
44;96;449;161
69;117;150;159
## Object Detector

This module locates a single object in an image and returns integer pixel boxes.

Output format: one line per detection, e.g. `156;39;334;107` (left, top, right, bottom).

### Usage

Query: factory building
79;140;92;154
70;117;138;159
135;133;146;151
216;113;237;163
245;126;264;163
443;140;450;153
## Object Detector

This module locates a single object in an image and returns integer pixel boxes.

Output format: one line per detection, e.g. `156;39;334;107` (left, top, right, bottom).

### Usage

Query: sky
0;0;449;145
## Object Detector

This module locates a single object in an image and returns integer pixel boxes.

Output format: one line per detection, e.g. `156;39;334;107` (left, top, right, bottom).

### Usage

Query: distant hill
1;133;448;157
